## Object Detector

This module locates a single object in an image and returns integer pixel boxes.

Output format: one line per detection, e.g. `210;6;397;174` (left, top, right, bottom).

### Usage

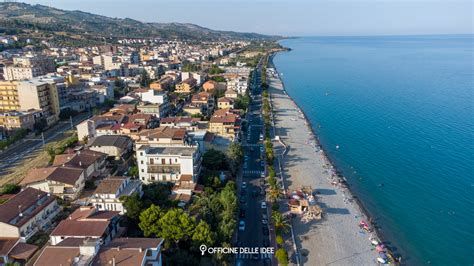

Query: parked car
260;145;264;152
239;209;246;218
239;220;246;231
262;219;268;225
261;201;267;209
241;182;247;189
260;161;265;167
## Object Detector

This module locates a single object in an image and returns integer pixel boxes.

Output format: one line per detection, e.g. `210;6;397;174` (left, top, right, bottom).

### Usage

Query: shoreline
268;52;401;265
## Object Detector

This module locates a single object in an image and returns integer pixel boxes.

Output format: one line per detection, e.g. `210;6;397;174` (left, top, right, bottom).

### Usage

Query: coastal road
236;63;272;266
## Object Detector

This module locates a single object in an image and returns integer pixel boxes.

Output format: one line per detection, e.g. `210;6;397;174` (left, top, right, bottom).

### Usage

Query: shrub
275;248;289;266
276;234;284;246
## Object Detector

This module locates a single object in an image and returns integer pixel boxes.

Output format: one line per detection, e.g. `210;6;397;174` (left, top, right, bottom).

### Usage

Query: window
175;158;178;163
141;160;144;164
161;159;165;164
141;169;144;173
150;158;154;164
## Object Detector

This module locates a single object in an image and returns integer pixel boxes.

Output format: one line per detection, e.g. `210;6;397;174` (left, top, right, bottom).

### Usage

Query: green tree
219;181;238;214
140;69;151;87
139;204;162;237
268;186;284;203
202;149;228;170
276;234;284;246
268;166;276;178
192;220;215;247
1;183;21;194
275;248;289;266
218;213;236;243
211;76;226;82
158;208;196;244
47;146;56;163
272;212;290;234
209;65;224;75
268;176;277;189
120;193;144;221
234;94;250;110
227;142;243;164
128;165;139;177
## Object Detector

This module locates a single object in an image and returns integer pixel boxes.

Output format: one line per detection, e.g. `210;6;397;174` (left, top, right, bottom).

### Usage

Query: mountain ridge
0;2;278;45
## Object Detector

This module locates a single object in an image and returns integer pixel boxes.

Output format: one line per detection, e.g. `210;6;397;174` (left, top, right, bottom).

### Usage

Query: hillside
0;2;277;45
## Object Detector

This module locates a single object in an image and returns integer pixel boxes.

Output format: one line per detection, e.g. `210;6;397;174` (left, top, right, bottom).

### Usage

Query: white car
262;219;268;225
260;146;264;152
242;182;247;189
239;220;246;231
261;201;267;209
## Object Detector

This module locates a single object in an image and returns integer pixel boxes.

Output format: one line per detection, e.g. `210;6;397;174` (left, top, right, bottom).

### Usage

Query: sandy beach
268;60;382;266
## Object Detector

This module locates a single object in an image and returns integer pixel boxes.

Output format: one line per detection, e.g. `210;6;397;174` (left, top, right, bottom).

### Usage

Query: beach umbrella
376;245;385;252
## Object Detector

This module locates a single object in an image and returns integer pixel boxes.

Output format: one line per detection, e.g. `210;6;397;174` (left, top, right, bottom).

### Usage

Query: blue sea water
273;35;473;265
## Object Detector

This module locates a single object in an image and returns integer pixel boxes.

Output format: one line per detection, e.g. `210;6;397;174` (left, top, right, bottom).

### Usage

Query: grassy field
0;130;75;187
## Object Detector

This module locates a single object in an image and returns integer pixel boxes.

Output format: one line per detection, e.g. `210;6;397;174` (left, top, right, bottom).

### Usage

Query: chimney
18;205;23;217
79;161;82;166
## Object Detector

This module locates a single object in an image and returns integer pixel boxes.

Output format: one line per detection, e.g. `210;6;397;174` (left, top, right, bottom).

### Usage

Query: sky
20;0;474;36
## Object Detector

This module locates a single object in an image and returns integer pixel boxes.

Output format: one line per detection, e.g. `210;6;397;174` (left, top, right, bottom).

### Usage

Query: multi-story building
175;78;196;94
49;206;120;246
92;55;121;71
89;135;133;160
209;108;241;140
76;113;158;141
4;56;55;81
0;81;20;111
136;145;202;183
137;102;170;119
135;127;202;183
190;92;215;116
34;238;164;266
150;76;173;91
0;187;60;241
17;80;60;125
217;97;235;109
20;166;86;200
0;110;39;131
90;176;143;214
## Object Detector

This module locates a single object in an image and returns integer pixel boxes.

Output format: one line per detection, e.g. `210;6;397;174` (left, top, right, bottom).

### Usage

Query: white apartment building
90;176;143;214
136;145;202;184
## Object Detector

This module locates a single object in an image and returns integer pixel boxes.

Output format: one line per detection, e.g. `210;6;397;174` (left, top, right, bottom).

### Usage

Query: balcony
147;164;180;174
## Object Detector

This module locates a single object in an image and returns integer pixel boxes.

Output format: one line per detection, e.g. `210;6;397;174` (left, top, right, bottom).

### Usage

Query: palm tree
272;212;290;234
268;186;283;203
190;194;214;221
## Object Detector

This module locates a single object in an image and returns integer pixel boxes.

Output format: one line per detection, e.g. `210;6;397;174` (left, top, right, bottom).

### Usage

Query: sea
273;35;473;265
